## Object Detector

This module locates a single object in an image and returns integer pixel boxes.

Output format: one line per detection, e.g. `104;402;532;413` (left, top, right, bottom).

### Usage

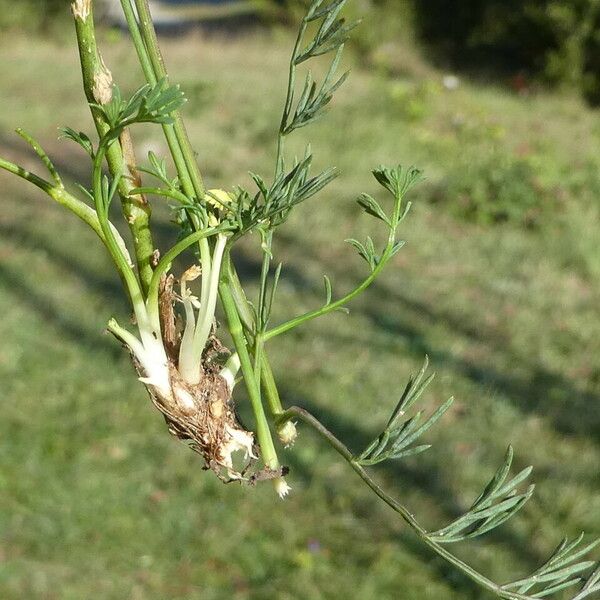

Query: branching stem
277;406;535;600
264;241;394;341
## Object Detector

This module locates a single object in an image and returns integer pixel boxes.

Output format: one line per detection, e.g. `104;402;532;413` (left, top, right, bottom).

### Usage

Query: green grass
0;27;599;600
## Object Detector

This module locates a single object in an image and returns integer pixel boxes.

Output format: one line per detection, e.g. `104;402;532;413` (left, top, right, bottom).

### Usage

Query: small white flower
277;421;298;447
274;477;291;499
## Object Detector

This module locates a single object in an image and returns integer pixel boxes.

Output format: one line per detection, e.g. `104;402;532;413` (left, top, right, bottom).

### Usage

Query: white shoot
178;232;229;384
220;353;241;391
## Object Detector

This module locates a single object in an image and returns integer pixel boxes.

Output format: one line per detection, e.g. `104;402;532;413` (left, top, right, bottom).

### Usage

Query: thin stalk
132;0;205;200
119;0;197;202
275;15;307;176
261;359;285;417
0;155;135;270
0;157;100;236
220;257;280;472
92;139;149;338
72;3;155;292
277;406;534;600
227;258;286;418
227;259;256;332
252;337;265;396
128;187;190;204
264;242;394;341
257;231;273;330
15;128;63;188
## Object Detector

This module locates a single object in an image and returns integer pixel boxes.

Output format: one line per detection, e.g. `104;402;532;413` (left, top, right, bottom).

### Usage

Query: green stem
118;0;157;85
257;230;273;330
132;0;205;200
121;0;212;298
275;15;307;176
72;4;155;293
220;258;279;472
92;139;148;331
226;259;256;332
277;406;533;600
128;187;190;204
118;0;287;453
264;244;394;341
227;257;285;417
15;128;63;188
0;157;101;237
261;359;285;417
119;0;198;202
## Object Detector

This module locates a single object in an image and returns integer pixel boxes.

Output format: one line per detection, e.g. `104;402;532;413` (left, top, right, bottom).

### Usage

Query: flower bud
274;477;291;499
277;420;298;447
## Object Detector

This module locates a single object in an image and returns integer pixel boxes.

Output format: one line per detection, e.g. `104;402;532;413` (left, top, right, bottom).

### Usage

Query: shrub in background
440;150;547;227
9;1;597;104
416;0;600;104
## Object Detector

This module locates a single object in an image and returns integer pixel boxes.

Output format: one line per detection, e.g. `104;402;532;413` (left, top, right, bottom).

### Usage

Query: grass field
0;24;599;599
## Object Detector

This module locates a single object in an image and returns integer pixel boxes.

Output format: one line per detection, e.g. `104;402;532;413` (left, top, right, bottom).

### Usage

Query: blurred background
0;1;599;598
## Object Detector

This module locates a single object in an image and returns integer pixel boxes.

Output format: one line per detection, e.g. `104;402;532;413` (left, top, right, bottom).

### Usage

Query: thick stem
72;2;155;293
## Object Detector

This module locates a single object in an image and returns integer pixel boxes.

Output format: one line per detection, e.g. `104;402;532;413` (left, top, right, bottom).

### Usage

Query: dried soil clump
146;360;256;481
135;274;257;480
